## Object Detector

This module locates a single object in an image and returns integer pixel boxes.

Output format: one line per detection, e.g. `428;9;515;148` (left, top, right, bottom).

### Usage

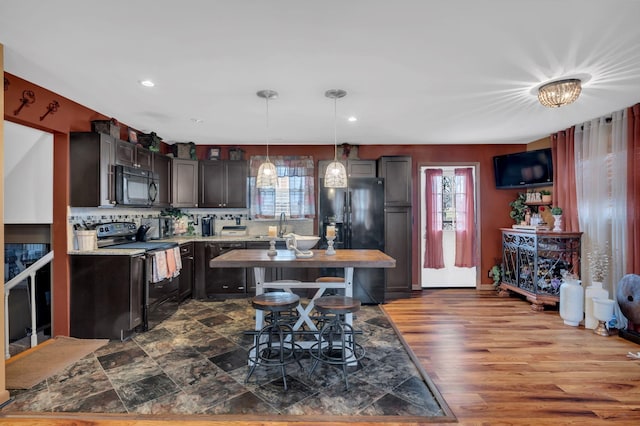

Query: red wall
193;143;526;289
4;73;117;336
4;72;527;336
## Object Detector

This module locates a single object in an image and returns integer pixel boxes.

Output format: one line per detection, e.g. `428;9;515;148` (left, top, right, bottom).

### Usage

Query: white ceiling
2;0;640;146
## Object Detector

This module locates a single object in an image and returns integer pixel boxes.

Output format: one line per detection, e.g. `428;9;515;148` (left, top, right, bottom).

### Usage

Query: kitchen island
210;249;396;348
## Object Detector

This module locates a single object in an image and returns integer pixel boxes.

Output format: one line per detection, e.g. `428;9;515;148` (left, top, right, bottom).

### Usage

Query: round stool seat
313;295;360;315
252;292;300;312
315;276;345;283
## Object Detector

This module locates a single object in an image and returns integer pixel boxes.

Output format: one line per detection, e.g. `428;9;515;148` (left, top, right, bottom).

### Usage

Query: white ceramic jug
560;278;584;326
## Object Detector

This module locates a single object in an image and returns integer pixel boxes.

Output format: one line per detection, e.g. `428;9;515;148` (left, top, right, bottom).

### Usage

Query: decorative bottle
584;281;608;329
559;277;584;326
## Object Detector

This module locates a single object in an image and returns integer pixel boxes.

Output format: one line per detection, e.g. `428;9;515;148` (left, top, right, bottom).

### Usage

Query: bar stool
308;295;365;390
264;280;302;326
247;292;303;390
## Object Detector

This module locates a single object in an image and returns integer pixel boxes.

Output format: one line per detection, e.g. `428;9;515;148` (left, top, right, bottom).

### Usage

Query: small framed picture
208;147;221;160
128;128;138;144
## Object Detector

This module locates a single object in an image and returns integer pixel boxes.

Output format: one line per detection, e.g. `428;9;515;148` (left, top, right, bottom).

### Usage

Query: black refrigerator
318;177;386;304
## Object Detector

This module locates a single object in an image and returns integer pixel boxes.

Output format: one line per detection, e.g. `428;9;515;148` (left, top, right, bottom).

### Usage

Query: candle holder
267;239;277;256
325;236;336;255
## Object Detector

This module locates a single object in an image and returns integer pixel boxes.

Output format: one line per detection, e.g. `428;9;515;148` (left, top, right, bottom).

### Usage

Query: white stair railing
4;250;54;359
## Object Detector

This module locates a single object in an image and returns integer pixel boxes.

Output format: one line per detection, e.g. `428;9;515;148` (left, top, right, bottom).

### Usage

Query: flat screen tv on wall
493;148;553;189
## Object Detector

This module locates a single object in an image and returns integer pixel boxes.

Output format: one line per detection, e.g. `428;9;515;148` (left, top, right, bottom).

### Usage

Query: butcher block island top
209;249;396;268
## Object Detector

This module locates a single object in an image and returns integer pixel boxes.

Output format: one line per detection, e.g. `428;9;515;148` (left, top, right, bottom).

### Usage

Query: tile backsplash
68;207;314;250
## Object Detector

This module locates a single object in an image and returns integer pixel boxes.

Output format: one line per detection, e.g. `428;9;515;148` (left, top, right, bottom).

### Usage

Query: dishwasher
205;242;246;296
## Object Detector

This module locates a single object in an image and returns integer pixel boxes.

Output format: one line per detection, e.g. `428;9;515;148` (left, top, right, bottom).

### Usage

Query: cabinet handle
185;256;194;260
222;285;229;289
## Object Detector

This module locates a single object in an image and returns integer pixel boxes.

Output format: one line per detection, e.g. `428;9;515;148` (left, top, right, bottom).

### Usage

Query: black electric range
95;222;180;332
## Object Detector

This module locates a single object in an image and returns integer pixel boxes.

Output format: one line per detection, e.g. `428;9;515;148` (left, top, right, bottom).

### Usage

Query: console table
499;228;582;311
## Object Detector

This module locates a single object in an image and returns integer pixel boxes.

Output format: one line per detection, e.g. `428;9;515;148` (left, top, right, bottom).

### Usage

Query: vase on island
552;215;562;232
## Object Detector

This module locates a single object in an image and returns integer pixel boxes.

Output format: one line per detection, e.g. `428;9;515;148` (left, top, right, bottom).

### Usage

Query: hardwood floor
3;289;640;425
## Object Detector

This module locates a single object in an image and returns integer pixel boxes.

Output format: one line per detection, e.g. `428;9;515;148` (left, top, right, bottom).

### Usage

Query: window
249;156;316;218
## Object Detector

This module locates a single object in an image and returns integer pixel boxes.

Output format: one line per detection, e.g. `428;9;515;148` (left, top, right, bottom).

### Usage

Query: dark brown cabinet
383;207;413;299
70;132;116;207
318;159;377;178
378;156;412;206
203;242;247;295
115;139;153;170
172;159;198;207
178;242;194;301
378;156;413;299
153;153;172;207
199;160;248;208
70;254;143;340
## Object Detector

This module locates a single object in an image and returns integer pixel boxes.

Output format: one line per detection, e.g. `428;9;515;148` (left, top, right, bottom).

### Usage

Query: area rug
1;299;455;423
5;336;108;389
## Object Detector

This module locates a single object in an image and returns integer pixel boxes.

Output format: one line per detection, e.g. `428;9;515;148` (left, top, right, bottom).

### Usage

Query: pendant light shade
256;89;278;189
537;79;582;108
324;89;348;188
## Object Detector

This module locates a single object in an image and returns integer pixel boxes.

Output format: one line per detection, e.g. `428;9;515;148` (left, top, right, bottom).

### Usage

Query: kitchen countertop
68;235;296;255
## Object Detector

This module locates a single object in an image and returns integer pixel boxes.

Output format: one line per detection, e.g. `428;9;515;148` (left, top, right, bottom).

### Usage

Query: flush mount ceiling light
140;80;155;87
256;89;278;189
324;89;348;188
537;78;582;108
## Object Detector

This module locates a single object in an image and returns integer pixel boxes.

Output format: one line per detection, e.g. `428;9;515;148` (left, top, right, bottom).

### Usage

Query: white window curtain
248;155;315;218
574;110;628;325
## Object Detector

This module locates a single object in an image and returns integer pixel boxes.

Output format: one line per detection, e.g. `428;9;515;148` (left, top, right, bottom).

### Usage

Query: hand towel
166;248;176;278
173;247;182;274
152;250;168;283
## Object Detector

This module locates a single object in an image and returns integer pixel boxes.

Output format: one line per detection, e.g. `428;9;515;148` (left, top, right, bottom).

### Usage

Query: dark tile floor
3;298;445;419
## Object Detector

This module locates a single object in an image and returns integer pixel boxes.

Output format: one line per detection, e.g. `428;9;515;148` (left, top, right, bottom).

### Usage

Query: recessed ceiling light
140;80;155;87
348;116;357;122
190;118;204;124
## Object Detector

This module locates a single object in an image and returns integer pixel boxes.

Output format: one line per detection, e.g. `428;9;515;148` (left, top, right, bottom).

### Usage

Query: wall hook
14;89;36;116
40;100;60;121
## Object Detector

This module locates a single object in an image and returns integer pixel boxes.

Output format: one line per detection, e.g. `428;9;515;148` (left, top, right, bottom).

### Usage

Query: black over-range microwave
115;165;160;207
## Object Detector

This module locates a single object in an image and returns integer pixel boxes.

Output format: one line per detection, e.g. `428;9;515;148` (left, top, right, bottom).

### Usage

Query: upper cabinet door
199;160;225;207
199;160;248;208
378;156;412;206
318;159;376;179
70;132;116;208
115;139;153;170
153;153;171;207
115;139;136;167
347;160;376;177
135;147;153;170
224;161;248;208
172;159;198;207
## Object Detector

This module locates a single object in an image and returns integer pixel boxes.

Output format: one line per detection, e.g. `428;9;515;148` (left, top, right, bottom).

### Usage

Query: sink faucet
278;212;287;238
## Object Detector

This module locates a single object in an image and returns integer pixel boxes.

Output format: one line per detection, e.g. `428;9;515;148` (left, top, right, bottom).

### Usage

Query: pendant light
324;89;348;188
256;89;278;188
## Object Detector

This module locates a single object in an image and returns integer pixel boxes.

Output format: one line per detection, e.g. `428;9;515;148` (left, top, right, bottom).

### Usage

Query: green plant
551;206;562;215
509;193;528;223
490;264;502;288
539;189;551;196
160;207;184;218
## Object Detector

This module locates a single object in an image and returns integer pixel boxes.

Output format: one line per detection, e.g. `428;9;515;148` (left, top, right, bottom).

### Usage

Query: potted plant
540;189;552;204
551;206;563;231
509;193;528;224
